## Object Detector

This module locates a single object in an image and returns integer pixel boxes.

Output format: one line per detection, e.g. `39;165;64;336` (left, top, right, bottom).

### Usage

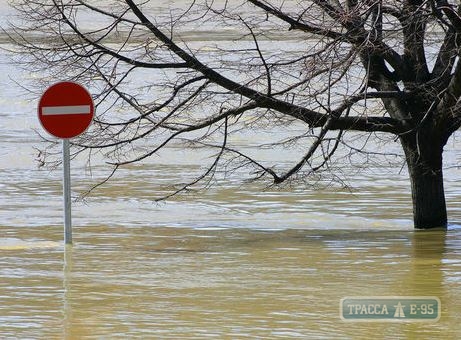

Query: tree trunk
401;134;447;229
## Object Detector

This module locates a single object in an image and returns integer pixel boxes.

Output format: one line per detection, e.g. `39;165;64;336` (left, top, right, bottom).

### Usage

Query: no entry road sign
37;81;95;245
38;81;94;139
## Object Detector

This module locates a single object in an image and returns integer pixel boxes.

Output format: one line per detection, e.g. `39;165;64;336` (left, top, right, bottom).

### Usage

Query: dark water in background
1;1;461;338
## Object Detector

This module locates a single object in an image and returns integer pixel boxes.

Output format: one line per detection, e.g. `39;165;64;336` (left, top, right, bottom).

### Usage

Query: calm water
1;1;461;338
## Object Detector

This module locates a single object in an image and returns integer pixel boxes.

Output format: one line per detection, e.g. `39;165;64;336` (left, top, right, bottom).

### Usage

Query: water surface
1;226;461;339
1;1;461;338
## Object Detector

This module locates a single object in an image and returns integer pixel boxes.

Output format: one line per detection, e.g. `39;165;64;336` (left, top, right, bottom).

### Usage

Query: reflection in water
410;231;446;298
0;227;460;338
63;246;73;340
397;231;447;338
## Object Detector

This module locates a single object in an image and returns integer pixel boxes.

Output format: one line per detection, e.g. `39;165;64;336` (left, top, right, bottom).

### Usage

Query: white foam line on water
42;105;90;115
0;238;61;250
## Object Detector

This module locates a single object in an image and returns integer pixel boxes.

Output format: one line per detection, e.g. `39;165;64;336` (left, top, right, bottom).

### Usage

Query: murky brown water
1;227;461;339
1;1;461;338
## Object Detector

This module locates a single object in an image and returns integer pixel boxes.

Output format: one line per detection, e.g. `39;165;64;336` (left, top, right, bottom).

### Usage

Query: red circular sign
38;81;94;139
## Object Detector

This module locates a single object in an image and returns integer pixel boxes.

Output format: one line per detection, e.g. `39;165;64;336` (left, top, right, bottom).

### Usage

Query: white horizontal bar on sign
42;105;91;115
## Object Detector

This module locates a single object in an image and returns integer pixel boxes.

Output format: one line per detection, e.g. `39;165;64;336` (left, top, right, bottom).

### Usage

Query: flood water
0;227;460;339
1;1;461;339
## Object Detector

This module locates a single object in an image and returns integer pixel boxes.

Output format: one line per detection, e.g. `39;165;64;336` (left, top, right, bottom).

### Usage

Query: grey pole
63;139;72;245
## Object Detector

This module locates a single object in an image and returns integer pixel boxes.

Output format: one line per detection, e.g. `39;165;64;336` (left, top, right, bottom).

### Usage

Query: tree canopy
9;0;461;228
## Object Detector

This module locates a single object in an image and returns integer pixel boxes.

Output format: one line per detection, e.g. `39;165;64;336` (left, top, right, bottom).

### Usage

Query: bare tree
8;0;461;229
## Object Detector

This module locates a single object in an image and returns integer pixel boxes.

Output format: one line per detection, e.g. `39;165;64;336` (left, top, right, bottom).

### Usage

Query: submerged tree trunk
401;132;447;229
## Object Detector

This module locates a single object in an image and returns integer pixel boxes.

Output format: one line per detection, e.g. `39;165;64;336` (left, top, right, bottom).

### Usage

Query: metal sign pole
63;139;72;245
